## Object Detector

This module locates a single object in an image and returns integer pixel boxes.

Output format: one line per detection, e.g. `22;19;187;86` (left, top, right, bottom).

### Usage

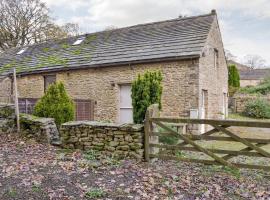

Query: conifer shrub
228;64;240;96
131;71;162;124
33;82;75;126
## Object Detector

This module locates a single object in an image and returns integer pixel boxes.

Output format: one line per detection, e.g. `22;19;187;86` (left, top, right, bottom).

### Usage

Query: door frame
118;83;133;123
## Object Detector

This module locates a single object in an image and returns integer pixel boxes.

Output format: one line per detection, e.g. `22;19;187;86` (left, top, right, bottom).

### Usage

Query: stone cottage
0;10;228;128
228;60;270;87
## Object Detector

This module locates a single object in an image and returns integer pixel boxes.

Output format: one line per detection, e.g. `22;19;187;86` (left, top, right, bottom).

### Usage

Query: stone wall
0;77;13;104
14;60;200;122
60;121;144;159
0;104;15;133
240;79;262;88
233;94;270;113
20;114;60;145
199;16;228;120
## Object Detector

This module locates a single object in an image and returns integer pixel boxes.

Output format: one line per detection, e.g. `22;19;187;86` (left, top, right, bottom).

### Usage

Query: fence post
144;107;150;162
144;104;160;162
13;68;20;133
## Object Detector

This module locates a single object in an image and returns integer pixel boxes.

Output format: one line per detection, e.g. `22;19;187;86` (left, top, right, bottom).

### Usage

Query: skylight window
73;37;85;45
16;47;27;55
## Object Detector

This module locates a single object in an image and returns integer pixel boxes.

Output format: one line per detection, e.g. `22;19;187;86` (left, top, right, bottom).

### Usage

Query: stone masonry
20;114;60;145
60;121;144;159
0;104;15;133
233;94;270;113
0;15;228;124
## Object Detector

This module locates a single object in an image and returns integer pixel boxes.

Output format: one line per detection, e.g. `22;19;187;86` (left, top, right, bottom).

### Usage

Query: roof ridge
9;11;215;51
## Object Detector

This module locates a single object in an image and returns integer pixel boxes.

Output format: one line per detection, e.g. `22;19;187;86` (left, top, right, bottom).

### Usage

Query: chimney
211;9;217;15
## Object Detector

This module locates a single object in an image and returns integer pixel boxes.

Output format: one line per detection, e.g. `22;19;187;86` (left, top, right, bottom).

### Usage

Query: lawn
0;133;270;199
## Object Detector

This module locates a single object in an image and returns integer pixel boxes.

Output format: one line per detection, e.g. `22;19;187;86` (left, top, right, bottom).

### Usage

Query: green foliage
33;82;75;126
84;149;99;160
131;71;163;124
239;81;270;95
228;64;240;88
85;188;105;199
228;64;240;96
242;98;270;119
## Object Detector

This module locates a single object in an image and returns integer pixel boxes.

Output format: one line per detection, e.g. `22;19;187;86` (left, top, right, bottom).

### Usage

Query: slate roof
228;60;270;80
0;12;216;75
240;69;270;80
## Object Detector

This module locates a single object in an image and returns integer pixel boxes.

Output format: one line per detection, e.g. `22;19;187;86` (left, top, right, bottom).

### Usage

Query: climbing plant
131;71;163;124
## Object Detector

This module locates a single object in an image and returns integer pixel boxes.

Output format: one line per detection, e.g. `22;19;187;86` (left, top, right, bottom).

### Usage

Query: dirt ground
0;133;270;200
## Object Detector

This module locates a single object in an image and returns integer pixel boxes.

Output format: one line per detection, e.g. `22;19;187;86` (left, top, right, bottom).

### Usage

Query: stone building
228;60;270;87
0;10;228;130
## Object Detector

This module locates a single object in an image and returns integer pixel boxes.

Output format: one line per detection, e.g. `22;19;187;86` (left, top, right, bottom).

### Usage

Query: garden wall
60;121;144;159
20;114;60;145
0;104;15;133
233;94;270;113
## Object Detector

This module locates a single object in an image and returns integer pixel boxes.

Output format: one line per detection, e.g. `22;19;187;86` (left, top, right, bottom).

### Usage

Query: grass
85;188;105;199
32;185;42;193
6;188;17;198
228;113;270;121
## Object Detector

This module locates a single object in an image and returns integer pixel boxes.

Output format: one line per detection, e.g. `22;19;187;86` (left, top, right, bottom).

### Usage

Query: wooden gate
144;105;270;170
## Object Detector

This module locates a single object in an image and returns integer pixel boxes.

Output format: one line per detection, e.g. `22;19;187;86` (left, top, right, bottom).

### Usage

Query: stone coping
62;121;143;131
20;114;55;124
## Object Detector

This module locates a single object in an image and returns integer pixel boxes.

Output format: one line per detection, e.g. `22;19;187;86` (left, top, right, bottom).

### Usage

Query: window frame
214;48;219;69
44;74;56;92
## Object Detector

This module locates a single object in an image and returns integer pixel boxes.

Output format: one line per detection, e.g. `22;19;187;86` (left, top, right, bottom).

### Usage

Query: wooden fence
144;105;270;170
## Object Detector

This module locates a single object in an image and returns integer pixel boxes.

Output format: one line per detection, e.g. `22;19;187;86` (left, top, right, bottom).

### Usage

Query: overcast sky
42;0;270;66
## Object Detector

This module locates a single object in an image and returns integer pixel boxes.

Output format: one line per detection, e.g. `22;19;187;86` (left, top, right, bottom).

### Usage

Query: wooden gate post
144;104;160;162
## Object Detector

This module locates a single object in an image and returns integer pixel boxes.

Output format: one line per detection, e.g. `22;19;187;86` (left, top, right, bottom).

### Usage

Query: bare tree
0;0;80;51
225;49;237;61
244;54;266;69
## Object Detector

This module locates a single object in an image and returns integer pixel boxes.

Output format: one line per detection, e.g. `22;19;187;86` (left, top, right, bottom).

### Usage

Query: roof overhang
12;54;200;77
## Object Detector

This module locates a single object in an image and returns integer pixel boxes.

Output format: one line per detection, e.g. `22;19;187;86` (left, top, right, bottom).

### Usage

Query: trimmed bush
228;64;240;88
33;82;75;126
228;64;240;96
242;98;270;119
131;71;162;124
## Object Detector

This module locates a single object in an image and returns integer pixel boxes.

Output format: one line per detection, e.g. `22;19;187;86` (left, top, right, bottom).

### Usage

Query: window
44;75;56;91
72;37;85;45
214;48;219;68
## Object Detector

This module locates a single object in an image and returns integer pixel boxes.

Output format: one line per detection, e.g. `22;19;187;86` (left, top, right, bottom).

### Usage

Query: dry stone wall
20;114;60;145
60;121;144;159
0;104;15;133
233;94;270;113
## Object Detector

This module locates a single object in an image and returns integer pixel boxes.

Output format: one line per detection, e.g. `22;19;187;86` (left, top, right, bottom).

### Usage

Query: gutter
11;55;200;77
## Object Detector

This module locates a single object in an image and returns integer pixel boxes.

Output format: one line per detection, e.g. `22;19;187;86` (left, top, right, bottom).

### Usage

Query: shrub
240;81;270;95
33;82;75;126
131;71;162;124
228;64;240;96
242;98;270;119
228;64;240;88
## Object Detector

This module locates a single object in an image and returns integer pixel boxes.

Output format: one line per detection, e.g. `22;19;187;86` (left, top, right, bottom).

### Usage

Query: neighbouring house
0;10;228;128
228;60;270;87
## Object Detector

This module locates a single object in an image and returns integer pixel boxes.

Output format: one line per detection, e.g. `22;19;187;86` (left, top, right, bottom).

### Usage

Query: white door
119;85;133;123
222;93;227;119
200;90;207;133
